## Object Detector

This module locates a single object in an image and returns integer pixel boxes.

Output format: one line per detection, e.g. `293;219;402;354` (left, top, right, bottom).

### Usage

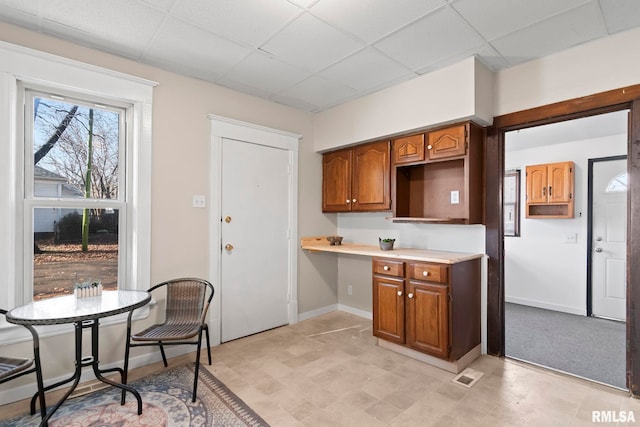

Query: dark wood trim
494;84;640;130
486;86;640;396
485;125;504;356
629;100;640;396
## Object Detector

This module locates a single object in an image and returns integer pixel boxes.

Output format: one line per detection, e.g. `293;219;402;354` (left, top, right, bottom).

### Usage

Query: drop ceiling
0;0;639;112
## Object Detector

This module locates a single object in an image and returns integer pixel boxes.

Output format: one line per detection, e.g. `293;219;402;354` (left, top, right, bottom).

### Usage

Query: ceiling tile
136;0;176;13
310;0;446;43
374;5;485;71
287;0;318;7
599;0;640;34
452;0;590;41
319;47;413;92
39;0;165;58
143;17;251;81
222;51;311;94
415;43;508;75
0;1;39;31
277;75;358;111
260;12;364;72
171;0;301;48
491;2;607;66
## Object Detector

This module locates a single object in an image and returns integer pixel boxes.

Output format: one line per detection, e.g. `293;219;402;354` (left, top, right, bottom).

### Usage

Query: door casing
485;84;640;396
209;115;301;345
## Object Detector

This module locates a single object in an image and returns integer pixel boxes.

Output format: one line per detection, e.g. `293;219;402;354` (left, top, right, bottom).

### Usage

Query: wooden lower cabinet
406;280;449;358
372;256;480;361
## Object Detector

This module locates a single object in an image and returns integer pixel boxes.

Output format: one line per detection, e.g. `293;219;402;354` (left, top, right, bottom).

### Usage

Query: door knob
225;216;232;223
595;247;603;253
225;243;234;251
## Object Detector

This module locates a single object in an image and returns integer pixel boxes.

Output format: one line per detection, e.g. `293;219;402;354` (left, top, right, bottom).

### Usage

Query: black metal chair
0;308;47;423
123;278;214;402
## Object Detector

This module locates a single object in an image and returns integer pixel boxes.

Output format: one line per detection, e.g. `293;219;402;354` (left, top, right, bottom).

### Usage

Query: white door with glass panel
591;158;627;321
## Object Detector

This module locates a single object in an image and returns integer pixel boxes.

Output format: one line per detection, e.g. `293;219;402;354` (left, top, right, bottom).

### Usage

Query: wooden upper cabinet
352;141;391;211
427;124;467;160
322;148;352;212
526;161;574;218
322;140;391;212
393;134;425;165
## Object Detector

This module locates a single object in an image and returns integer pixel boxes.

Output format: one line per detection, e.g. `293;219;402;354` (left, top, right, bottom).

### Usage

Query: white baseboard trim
298;304;339;321
337;304;372;320
506;296;586;316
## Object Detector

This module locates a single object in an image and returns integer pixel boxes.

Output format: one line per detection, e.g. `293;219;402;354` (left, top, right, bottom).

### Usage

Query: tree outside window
27;90;125;300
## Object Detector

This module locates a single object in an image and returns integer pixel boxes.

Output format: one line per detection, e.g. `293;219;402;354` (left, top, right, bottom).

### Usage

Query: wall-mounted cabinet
322;140;390;212
391;122;484;224
525;161;574;218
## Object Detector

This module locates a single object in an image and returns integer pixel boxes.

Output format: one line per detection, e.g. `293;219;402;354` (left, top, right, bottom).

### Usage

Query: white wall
505;133;627;314
313;57;494;152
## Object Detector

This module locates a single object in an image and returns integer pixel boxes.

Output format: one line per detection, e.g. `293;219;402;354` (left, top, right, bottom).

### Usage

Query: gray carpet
505;302;626;389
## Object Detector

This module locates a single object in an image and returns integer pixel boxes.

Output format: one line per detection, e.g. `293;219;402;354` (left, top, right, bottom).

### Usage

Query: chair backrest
151;278;214;325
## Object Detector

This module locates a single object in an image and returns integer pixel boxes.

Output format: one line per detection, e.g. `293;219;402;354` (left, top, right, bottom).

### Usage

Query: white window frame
0;41;156;341
23;87;129;301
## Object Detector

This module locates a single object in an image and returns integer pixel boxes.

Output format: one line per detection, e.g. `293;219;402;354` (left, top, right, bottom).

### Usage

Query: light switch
192;195;206;208
450;190;460;204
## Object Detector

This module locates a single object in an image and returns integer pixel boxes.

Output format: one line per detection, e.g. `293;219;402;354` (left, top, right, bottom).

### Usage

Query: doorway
209;115;300;345
502;111;628;389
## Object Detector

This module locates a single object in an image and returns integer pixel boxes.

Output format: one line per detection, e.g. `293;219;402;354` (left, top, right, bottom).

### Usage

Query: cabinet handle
352;198;357;203
408;293;414;299
549;186;552;196
422;271;429;277
427;144;433;150
383;265;390;271
346;199;350;203
397;290;403;296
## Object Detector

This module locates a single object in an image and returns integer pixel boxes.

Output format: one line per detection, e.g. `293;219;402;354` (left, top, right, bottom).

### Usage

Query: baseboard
337;304;372;320
506;297;586;316
298;304;339;321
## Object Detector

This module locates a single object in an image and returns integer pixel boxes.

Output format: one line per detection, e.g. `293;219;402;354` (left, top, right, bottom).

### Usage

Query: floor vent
69;382;110;399
452;368;484;388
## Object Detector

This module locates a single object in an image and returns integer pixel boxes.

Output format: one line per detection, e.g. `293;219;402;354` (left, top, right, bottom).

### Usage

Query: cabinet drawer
373;258;405;277
408;262;448;283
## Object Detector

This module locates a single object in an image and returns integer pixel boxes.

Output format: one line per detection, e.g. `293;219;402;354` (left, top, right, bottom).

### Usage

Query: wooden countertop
301;236;484;264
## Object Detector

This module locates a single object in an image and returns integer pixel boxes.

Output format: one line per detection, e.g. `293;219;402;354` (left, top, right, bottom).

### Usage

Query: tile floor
2;311;638;426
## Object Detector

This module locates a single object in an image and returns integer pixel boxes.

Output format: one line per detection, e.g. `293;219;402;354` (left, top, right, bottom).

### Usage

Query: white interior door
220;137;290;342
591;158;627;321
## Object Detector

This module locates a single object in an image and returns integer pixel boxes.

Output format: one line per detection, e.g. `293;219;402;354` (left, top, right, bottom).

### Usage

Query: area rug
1;364;269;427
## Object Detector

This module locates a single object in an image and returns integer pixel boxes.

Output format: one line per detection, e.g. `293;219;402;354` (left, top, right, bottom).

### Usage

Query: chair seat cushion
132;323;202;341
0;356;34;380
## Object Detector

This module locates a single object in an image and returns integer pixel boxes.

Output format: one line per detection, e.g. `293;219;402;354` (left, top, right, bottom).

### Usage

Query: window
504;169;521;237
0;41;154;313
25;90;127;300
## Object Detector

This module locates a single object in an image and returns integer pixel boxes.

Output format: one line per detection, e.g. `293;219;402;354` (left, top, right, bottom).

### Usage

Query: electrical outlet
347;285;353;296
451;190;460;204
192;195;206;208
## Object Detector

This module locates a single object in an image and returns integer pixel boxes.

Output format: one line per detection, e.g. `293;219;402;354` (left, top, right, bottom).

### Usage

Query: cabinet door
548;161;573;203
406;280;449;358
526;164;547;204
427;124;466;160
352;141;391;211
373;275;405;344
393;134;425;165
322;148;352;212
